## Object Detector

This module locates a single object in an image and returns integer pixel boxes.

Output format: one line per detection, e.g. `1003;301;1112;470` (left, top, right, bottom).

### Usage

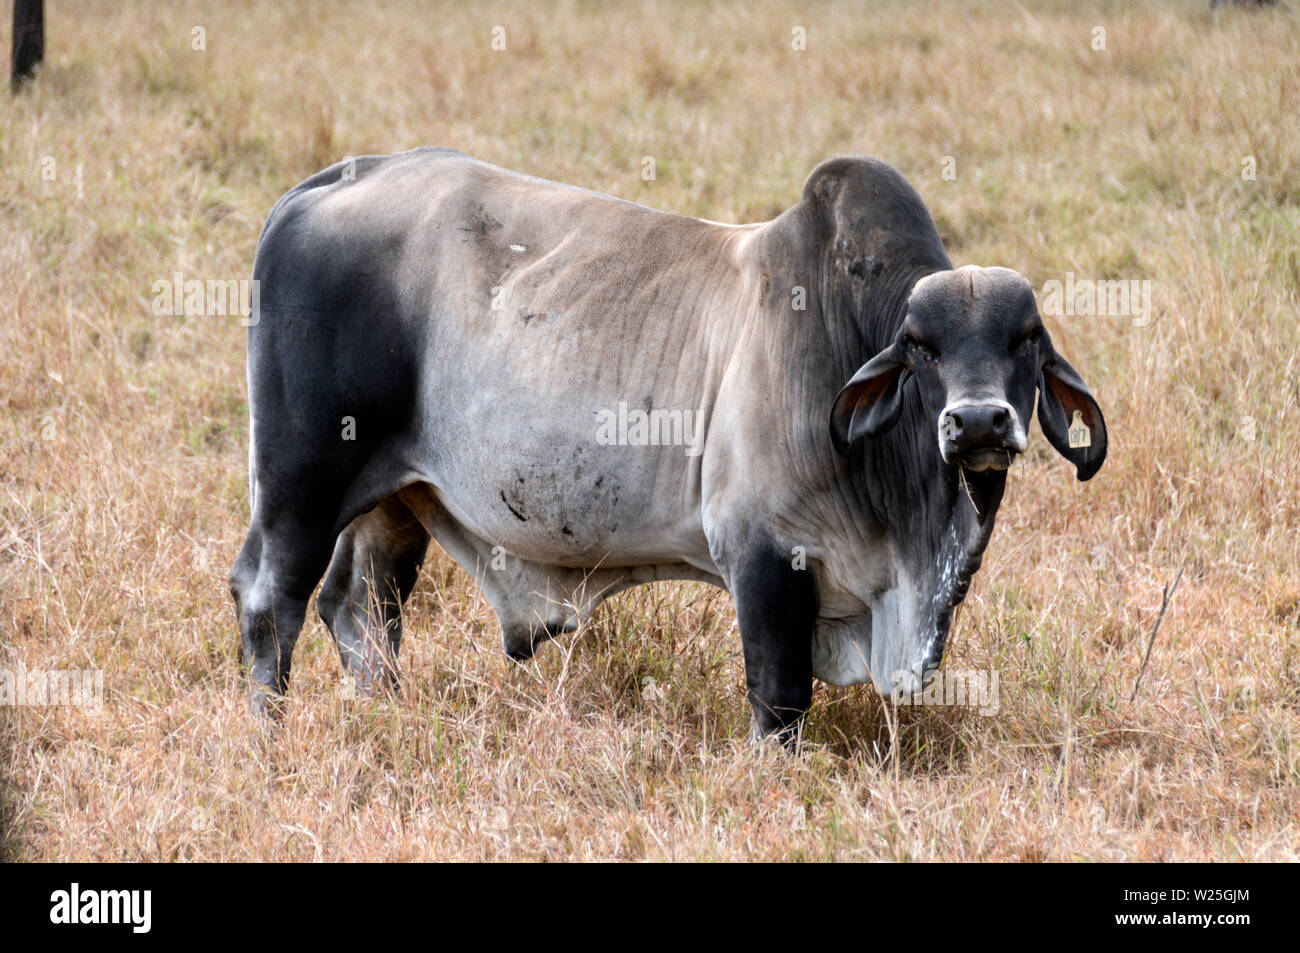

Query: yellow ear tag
1068;410;1091;449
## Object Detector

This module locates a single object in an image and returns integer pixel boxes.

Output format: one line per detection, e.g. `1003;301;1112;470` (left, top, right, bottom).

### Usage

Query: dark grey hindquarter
234;157;444;710
248;166;431;533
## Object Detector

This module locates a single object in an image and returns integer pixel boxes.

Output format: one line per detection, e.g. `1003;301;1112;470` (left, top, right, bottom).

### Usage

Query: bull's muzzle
938;400;1025;470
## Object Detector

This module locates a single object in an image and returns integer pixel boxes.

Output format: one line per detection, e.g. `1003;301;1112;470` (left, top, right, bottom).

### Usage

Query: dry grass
1;0;1298;861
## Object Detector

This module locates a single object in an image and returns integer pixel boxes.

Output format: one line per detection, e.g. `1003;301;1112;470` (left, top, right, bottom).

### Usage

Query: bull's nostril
944;404;1015;454
940;412;963;443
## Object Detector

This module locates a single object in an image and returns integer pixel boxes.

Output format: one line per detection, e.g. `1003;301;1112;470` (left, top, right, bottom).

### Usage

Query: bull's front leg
728;540;819;745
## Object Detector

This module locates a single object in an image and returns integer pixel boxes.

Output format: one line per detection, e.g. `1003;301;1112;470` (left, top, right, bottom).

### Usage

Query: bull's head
827;265;1107;697
830;265;1107;481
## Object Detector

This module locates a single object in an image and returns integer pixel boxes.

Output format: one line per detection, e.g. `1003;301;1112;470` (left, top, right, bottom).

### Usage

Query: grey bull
230;148;1107;741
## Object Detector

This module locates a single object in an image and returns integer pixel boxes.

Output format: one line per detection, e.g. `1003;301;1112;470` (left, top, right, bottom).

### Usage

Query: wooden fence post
11;0;45;93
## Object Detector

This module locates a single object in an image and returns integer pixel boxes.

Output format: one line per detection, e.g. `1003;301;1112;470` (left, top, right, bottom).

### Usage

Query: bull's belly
419;447;713;572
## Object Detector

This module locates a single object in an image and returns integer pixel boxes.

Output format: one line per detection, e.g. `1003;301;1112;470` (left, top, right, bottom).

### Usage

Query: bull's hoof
749;717;805;752
337;646;402;694
247;682;286;721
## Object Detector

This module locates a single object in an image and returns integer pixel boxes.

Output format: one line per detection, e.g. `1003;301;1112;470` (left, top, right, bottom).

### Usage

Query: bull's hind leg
230;509;339;717
317;495;430;691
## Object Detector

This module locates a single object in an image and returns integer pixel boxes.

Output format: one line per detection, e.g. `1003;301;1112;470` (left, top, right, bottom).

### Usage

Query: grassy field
1;0;1297;861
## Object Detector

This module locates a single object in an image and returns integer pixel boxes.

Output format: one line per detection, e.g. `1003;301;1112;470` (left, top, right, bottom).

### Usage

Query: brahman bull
230;148;1107;741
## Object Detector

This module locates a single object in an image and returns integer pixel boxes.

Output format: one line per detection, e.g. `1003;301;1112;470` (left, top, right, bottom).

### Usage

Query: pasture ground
1;0;1297;860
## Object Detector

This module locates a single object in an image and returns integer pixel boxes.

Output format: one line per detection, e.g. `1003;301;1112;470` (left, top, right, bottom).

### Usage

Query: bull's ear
1037;348;1107;481
830;343;911;457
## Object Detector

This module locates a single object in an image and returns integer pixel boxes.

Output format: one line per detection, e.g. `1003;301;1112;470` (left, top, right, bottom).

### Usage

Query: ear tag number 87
1068;410;1091;449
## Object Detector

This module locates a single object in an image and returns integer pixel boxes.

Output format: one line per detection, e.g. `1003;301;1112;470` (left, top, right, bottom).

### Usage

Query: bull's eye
1014;327;1044;354
910;338;939;363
